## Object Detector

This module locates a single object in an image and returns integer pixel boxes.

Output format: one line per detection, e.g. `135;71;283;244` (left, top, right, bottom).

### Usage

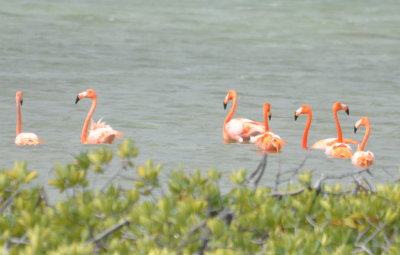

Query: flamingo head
354;117;370;134
333;102;349;115
16;91;23;106
294;104;311;121
76;89;97;104
223;90;237;110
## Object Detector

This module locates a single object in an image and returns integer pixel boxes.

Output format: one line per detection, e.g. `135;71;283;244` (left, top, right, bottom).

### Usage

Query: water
0;0;399;194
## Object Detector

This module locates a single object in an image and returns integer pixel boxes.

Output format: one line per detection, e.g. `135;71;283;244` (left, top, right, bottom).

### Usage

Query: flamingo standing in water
223;90;265;143
294;104;357;150
352;117;375;169
325;102;356;158
15;91;45;146
253;103;287;152
75;89;122;144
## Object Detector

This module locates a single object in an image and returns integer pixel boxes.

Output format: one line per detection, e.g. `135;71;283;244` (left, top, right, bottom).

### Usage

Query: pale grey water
0;0;399;193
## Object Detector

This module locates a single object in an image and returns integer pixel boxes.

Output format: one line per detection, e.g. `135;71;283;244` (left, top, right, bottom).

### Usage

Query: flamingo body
352;151;375;169
311;138;337;149
325;142;352;159
86;119;123;144
76;89;122;144
312;138;357;150
224;118;265;143
223;90;264;143
15;132;44;146
255;132;286;152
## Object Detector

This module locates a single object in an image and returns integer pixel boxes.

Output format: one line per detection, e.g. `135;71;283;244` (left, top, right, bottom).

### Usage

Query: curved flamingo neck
16;98;22;136
81;97;97;144
223;97;237;139
333;108;343;143
359;122;370;151
302;111;312;149
224;97;236;125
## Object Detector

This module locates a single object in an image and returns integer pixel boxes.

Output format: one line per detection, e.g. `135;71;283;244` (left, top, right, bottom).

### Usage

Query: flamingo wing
312;138;358;149
255;132;287;152
325;143;352;159
311;138;337;149
87;119;123;144
242;120;265;137
224;118;264;143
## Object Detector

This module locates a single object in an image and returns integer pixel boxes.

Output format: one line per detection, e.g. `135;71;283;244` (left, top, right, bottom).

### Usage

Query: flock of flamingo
14;88;374;170
222;90;375;170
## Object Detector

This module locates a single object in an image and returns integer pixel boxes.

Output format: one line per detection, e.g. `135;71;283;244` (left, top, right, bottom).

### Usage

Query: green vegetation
1;140;399;254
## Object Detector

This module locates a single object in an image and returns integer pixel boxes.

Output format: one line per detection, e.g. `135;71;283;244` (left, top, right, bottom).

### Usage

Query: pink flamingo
325;102;357;158
352;117;375;169
253;103;287;152
294;104;358;150
15;91;45;146
75;89;122;144
223;90;265;143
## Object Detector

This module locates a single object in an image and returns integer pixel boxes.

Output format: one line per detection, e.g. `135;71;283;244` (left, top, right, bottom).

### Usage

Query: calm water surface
0;0;399;194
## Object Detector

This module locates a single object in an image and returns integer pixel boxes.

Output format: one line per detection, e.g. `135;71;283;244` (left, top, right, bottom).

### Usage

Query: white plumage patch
86;118;122;144
15;132;42;145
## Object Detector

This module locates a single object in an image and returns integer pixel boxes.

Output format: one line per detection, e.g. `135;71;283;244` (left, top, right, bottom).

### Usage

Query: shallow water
0;0;399;193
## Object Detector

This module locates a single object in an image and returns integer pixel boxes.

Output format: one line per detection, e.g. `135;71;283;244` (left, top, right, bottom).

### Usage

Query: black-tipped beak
269;114;272;121
20;100;23;106
75;96;80;104
223;102;227;110
354;126;358;134
294;114;298;121
345;108;349;115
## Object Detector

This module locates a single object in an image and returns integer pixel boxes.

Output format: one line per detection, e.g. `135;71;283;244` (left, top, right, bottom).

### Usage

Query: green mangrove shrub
0;139;399;255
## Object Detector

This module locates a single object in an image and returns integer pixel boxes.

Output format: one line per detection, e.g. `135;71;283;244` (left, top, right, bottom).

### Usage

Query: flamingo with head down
253;103;287;152
223;90;265;143
352;117;375;169
75;89;122;144
14;91;45;146
324;102;357;158
294;104;358;150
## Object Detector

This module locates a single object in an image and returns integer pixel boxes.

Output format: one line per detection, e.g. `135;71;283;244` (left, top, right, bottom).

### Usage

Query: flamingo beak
354;126;358;134
294;113;298;121
20;100;23;106
269;114;272;121
75;96;80;104
223;102;227;110
345;108;350;115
